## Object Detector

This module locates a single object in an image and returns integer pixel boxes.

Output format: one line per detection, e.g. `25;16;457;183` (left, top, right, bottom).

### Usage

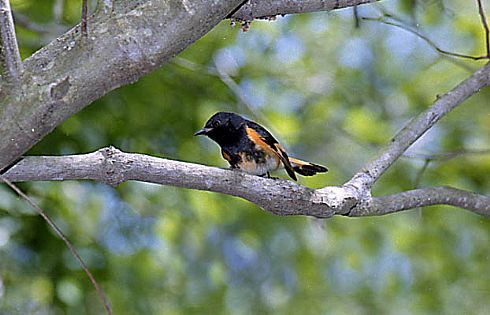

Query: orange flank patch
221;150;232;162
238;152;258;173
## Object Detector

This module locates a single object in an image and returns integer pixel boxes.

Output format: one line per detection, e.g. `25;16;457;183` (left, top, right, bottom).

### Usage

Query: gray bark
345;62;490;195
231;0;377;20
0;0;489;219
0;0;22;82
0;0;372;172
3;147;489;218
0;0;244;170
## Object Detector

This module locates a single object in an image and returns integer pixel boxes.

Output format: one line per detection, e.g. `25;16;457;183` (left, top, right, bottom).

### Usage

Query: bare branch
362;16;488;61
477;0;490;58
13;12;67;35
231;0;379;21
346;62;490;192
0;0;22;81
0;175;113;315
213;58;277;130
81;0;88;36
413;159;430;187
3;147;489;218
2;147;350;217
403;148;490;162
352;186;490;218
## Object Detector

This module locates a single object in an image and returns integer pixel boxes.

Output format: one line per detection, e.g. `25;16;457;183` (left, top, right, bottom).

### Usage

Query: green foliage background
1;0;489;314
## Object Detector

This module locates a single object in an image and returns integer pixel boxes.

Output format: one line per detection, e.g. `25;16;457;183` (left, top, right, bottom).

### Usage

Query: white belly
239;154;281;175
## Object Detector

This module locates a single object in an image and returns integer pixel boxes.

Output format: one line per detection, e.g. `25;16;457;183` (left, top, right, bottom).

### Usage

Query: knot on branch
49;76;71;100
343;172;373;197
97;146;131;186
315;186;358;216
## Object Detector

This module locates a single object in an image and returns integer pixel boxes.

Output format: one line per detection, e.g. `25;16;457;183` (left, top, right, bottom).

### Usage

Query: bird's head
194;112;245;144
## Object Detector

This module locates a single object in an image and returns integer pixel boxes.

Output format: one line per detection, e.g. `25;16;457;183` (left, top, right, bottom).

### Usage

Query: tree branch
1;0;488;220
81;0;88;35
0;0;22;82
3;147;489;219
0;0;372;172
0;0;244;171
231;0;378;21
362;16;488;61
346;62;490;193
477;0;490;58
352;187;490;218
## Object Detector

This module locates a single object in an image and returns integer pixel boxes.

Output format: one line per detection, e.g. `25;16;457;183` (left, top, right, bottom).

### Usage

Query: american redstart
195;112;327;181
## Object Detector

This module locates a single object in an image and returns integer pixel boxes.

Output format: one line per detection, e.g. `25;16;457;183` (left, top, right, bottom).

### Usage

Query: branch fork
0;0;489;220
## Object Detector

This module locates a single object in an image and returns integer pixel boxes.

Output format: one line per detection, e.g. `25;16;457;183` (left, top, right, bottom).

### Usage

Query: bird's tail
289;157;328;176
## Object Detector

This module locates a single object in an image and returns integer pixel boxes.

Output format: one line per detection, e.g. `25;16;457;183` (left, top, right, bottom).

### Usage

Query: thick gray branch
0;0;244;171
231;0;378;20
0;0;374;172
346;62;490;193
0;0;22;82
3;147;489;219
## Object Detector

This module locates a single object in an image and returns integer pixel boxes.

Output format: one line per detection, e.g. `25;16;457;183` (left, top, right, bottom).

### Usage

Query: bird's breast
237;150;281;175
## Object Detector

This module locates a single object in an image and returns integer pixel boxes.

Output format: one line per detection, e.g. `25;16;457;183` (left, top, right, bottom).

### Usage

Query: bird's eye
212;120;221;128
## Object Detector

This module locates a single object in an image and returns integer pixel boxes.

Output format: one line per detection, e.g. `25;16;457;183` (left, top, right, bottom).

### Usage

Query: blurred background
1;0;490;314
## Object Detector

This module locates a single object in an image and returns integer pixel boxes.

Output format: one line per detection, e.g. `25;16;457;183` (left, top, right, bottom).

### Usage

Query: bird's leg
262;172;279;180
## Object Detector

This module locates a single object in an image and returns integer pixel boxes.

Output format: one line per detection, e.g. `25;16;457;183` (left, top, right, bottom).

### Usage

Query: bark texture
4;147;489;218
0;0;22;82
0;0;244;170
231;0;377;20
0;0;372;172
1;0;489;219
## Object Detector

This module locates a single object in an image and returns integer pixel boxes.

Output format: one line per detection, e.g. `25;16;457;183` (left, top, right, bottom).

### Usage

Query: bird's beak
194;127;212;136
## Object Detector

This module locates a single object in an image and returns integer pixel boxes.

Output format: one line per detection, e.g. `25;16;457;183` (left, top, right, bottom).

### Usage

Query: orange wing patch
245;127;276;156
245;126;297;180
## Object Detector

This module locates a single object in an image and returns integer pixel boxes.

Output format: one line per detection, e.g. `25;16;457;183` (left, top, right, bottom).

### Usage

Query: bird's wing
244;121;297;181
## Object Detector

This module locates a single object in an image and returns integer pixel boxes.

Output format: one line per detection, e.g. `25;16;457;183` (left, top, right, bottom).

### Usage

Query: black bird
195;112;328;181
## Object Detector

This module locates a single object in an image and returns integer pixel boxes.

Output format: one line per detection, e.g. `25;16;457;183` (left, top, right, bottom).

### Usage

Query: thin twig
362;16;488;61
0;0;23;81
81;0;88;35
477;0;490;57
403;148;490;162
13;12;67;35
213;59;275;128
174;56;276;132
0;175;113;315
412;158;430;217
225;0;249;19
414;159;430;187
353;5;360;28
